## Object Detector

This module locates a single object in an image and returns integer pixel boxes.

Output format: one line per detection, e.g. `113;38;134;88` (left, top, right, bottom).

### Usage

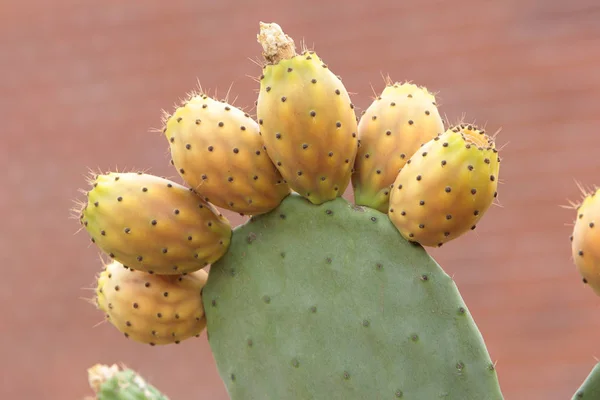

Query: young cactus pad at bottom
202;193;503;399
87;363;169;400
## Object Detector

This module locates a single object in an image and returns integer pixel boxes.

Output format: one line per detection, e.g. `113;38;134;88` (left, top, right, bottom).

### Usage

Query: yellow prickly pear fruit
79;172;231;274
388;124;500;247
353;82;445;213
96;260;208;345
163;93;290;215
255;22;358;204
570;187;600;296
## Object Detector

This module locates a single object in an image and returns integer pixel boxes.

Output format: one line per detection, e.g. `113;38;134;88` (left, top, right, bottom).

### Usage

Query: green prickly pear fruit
163;93;290;215
88;363;169;399
570;187;600;296
79;172;231;274
203;194;503;399
255;22;358;204
96;260;208;345
353;81;444;213
388;124;500;247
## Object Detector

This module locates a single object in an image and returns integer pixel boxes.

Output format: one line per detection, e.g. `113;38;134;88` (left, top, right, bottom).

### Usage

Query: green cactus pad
88;364;168;400
572;362;600;399
203;193;503;399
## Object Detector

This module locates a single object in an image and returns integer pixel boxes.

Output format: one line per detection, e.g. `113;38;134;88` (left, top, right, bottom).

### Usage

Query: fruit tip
257;21;296;64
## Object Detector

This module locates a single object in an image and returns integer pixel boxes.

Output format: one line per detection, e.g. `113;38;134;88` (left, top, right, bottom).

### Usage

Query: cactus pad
203;193;503;399
87;363;169;400
572;362;600;399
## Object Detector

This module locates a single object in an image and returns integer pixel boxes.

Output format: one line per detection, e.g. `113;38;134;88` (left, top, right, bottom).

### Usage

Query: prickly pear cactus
203;193;503;399
73;19;600;400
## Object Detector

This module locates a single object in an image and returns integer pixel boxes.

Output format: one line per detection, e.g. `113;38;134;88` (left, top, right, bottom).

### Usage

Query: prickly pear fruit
203;193;503;399
388;124;500;247
88;363;169;399
163;93;290;215
572;362;600;400
353;82;444;213
96;260;208;345
255;22;358;204
79;172;231;274
570;187;600;296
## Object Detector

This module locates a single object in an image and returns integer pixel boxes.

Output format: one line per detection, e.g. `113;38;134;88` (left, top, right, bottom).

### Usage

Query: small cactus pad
163;93;290;215
388;124;500;247
353;82;445;213
88;363;169;399
572;362;600;399
570;187;600;296
256;24;358;205
96;260;208;345
80;172;232;274
203;193;503;400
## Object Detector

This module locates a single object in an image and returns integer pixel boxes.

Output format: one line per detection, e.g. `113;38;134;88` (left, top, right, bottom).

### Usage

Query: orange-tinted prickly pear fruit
256;23;358;204
164;93;290;215
96;260;208;345
79;172;231;274
388;124;500;247
353;82;444;213
570;187;600;296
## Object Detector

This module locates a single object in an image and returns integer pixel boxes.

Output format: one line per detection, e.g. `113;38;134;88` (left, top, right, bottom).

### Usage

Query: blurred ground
2;0;600;399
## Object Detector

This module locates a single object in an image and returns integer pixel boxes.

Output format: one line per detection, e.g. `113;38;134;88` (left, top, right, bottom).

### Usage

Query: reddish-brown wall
4;1;600;399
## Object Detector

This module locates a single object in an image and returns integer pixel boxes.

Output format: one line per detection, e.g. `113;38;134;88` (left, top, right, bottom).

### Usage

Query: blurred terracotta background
3;0;600;399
